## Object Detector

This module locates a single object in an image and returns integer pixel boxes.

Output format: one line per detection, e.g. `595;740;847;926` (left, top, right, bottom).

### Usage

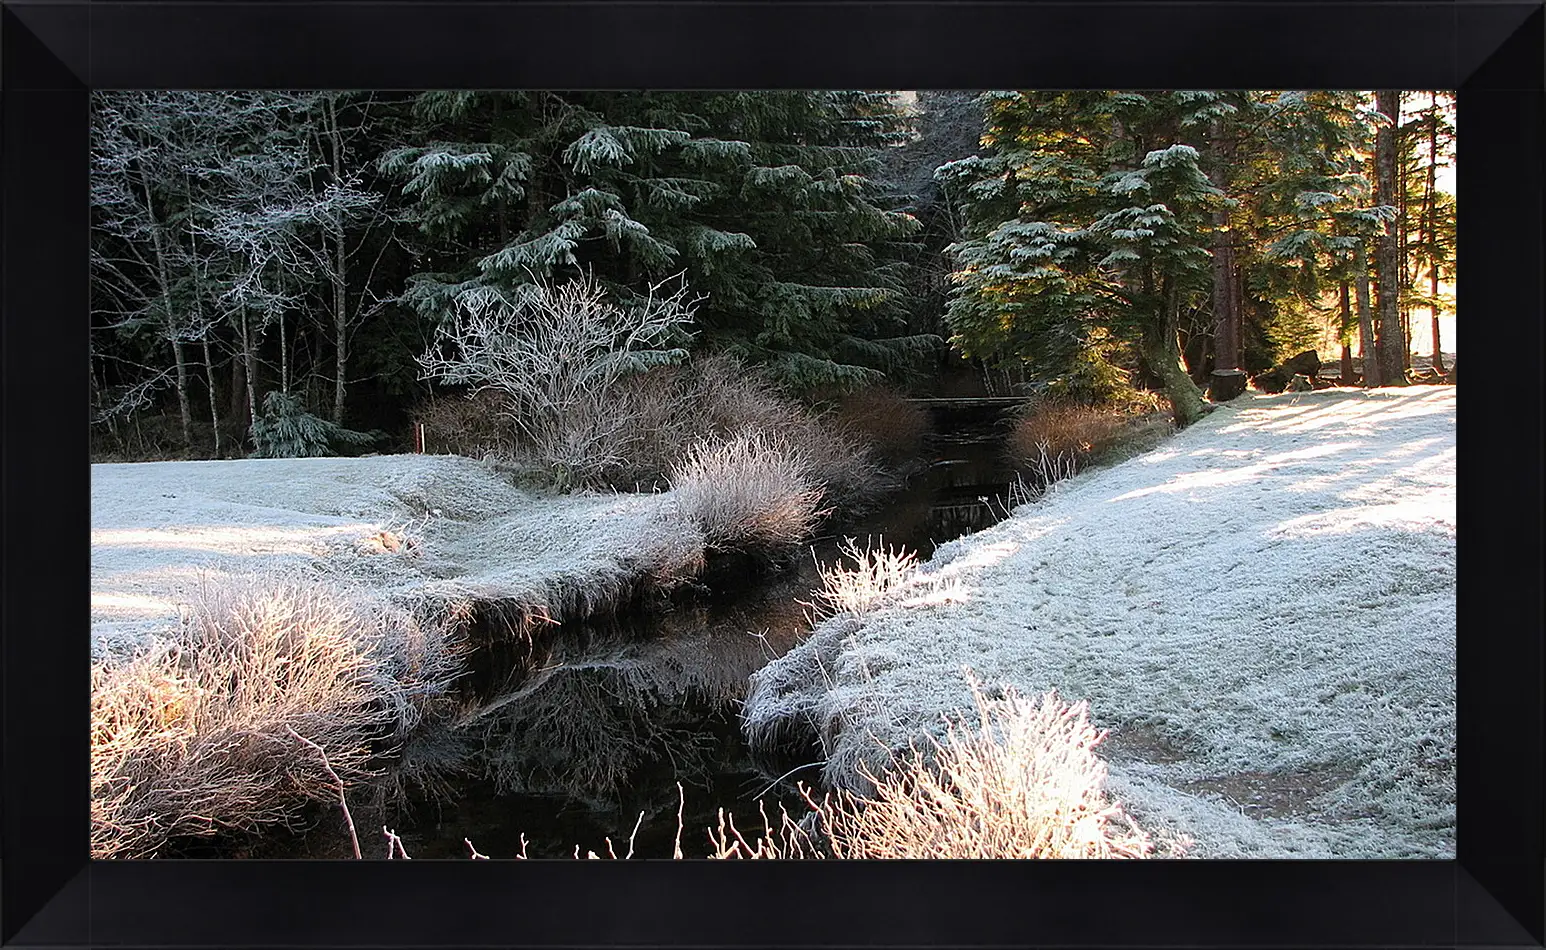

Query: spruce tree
383;91;926;391
940;90;1388;417
938;91;1226;424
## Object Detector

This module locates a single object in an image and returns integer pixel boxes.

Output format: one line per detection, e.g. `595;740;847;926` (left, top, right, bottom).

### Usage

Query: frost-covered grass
670;432;826;550
746;386;1456;858
91;579;461;859
90;454;708;659
808;538;919;619
89;453;722;857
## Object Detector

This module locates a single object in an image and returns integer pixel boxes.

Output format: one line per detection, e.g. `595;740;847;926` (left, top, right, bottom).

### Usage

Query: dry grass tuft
670;431;827;551
608;355;884;509
726;675;1156;860
1007;402;1130;475
819;676;1154;858
91;579;462;859
807;538;918;620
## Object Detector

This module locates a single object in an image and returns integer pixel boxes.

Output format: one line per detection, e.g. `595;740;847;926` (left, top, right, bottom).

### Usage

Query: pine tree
940;90;1391;414
383;91;926;391
938;91;1228;424
1372;91;1408;385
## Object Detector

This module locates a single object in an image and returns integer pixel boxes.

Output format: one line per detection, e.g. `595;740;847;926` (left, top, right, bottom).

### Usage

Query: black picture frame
4;2;1542;946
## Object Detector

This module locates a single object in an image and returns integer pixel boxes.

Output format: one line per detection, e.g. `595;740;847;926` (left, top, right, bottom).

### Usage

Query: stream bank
743;387;1458;859
248;407;1028;859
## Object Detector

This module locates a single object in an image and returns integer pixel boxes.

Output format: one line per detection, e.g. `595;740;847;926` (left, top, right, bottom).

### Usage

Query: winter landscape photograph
89;89;1457;861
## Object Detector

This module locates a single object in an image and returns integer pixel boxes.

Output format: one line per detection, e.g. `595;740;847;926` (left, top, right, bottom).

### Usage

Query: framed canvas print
3;0;1542;946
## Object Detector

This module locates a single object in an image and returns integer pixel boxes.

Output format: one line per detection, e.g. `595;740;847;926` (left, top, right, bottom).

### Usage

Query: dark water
267;424;1016;860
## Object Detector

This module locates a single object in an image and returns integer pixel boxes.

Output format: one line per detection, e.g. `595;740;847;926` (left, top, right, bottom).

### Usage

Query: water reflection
304;429;1020;858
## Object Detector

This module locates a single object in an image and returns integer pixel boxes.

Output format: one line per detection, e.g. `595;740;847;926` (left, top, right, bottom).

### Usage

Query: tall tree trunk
1339;281;1356;385
182;216;221;459
230;349;247;424
1427;92;1445;373
1396;95;1411;372
203;338;222;458
1144;276;1211;427
1204;119;1246;401
278;310;290;394
240;310;259;433
1374;91;1408;386
1429;277;1444;372
1356;242;1379;387
324;96;352;425
1210;223;1240;370
171;339;192;448
138;171;192;446
331;224;349;424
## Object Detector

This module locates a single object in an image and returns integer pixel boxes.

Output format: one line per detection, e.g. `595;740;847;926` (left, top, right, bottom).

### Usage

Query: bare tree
306;92;395;424
417;273;698;486
92;92;234;446
192;94;379;432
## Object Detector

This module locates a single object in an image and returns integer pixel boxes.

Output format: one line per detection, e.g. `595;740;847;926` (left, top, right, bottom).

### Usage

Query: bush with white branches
418;274;698;488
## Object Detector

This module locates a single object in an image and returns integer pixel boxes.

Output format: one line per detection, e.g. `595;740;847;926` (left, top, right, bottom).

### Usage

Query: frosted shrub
669;432;826;551
816;677;1154;858
417;273;697;489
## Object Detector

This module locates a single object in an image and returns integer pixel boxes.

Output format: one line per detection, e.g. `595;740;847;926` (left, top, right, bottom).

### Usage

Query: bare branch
285;725;361;860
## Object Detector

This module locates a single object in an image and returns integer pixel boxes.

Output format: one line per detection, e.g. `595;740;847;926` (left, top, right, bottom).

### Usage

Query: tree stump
1207;369;1248;402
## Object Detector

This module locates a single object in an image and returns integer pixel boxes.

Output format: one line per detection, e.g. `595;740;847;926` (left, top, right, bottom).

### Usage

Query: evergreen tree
938;91;1228;424
383;91;927;391
940;90;1389;418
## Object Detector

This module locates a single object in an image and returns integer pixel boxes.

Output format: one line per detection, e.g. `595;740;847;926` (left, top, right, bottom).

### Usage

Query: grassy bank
90;436;841;857
744;387;1457;858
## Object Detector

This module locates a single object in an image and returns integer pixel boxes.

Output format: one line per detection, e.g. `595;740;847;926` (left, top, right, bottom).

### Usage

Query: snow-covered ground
91;454;703;660
747;386;1456;858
